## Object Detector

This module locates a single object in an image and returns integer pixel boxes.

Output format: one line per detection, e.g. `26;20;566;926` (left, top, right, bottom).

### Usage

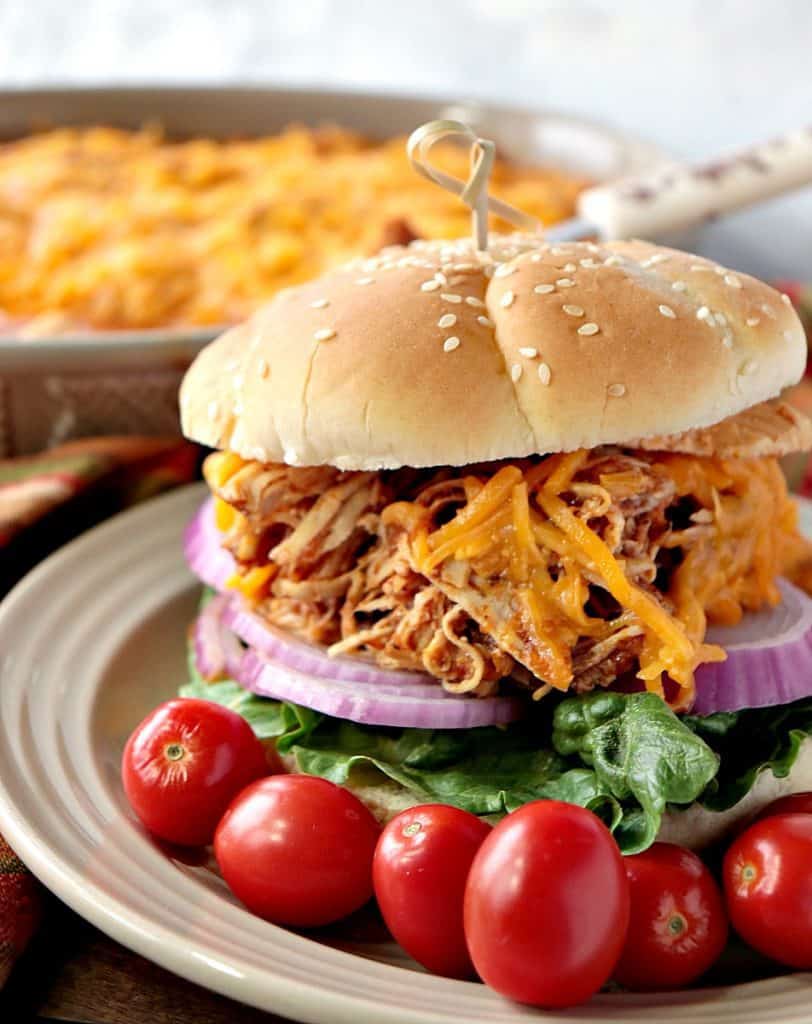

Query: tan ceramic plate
0;484;810;1023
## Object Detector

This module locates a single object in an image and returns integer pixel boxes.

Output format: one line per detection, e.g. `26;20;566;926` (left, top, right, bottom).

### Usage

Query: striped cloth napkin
0;435;200;985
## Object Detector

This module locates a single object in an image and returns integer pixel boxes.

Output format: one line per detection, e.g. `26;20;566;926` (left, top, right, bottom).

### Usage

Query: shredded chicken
205;446;812;703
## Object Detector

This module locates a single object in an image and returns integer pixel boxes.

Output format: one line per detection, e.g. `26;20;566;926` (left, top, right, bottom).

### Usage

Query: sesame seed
746;316;760;327
690;264;710;272
494;264;515;278
511;363;523;382
438;313;457;329
658;304;676;319
782;292;793;306
314;328;336;342
519;347;538;358
477;315;494;328
435;272;448;286
441;293;463;304
355;277;374;286
311;298;330;309
646;253;669;266
443;336;460;353
538;362;552;386
563;263;577;272
563;304;585;317
721;330;734;348
692;509;714;524
724;273;742;289
258;358;270;379
714;266;727;276
603;255;622;267
714;312;727;326
579;258;597;268
549;246;563;255
207;400;220;421
740;359;757;376
556;278;575;288
607;383;626;397
578;322;600;336
449;275;466;286
421;280;441;292
696;306;711;321
761;303;777;319
534;283;555;294
453;262;476;271
500;291;515;308
586;243;600;253
465;295;485;308
672;281;687;292
530;253;543;262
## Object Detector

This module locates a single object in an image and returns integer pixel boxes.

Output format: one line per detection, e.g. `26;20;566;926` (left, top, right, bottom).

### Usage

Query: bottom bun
283;738;812;849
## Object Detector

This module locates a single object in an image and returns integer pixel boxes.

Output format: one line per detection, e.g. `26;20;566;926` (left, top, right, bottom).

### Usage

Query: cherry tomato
613;843;727;991
464;800;630;1008
122;698;269;846
215;775;380;927
724;813;812;968
373;804;491;978
754;791;812;821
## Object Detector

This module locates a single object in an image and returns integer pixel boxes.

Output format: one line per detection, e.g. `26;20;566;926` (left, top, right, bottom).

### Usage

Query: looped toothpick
407;119;542;251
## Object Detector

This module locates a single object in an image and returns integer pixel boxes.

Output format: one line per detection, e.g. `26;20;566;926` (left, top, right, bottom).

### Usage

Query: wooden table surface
0;895;287;1024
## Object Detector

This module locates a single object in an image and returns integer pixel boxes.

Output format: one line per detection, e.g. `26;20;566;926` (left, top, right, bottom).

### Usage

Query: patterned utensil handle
577;127;812;239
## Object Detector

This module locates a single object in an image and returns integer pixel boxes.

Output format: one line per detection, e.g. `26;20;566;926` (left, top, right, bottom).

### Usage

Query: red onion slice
693;579;812;714
183;498;235;592
233;649;524;729
193;593;244;681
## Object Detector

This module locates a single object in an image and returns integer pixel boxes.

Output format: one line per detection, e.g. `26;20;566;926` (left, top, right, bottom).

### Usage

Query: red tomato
754;791;812;821
122;698;269;846
215;775;380;927
613;843;728;991
464;801;629;1008
373;804;491;978
724;813;812;969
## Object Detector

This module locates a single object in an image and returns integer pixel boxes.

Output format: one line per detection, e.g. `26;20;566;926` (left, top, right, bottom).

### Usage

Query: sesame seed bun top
179;234;808;469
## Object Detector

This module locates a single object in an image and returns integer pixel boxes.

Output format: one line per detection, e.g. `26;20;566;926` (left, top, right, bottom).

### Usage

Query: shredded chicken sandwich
181;234;812;715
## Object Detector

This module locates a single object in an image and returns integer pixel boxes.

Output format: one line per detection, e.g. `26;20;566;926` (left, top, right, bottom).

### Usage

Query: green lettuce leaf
686;698;812;811
180;676;321;745
290;719;571;815
552;691;720;850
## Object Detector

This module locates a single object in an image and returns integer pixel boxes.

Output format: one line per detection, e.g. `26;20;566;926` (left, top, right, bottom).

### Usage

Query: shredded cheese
409;449;802;704
204;451;246;490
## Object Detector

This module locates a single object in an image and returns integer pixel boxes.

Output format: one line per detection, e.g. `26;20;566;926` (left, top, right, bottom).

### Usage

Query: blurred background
0;0;809;277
